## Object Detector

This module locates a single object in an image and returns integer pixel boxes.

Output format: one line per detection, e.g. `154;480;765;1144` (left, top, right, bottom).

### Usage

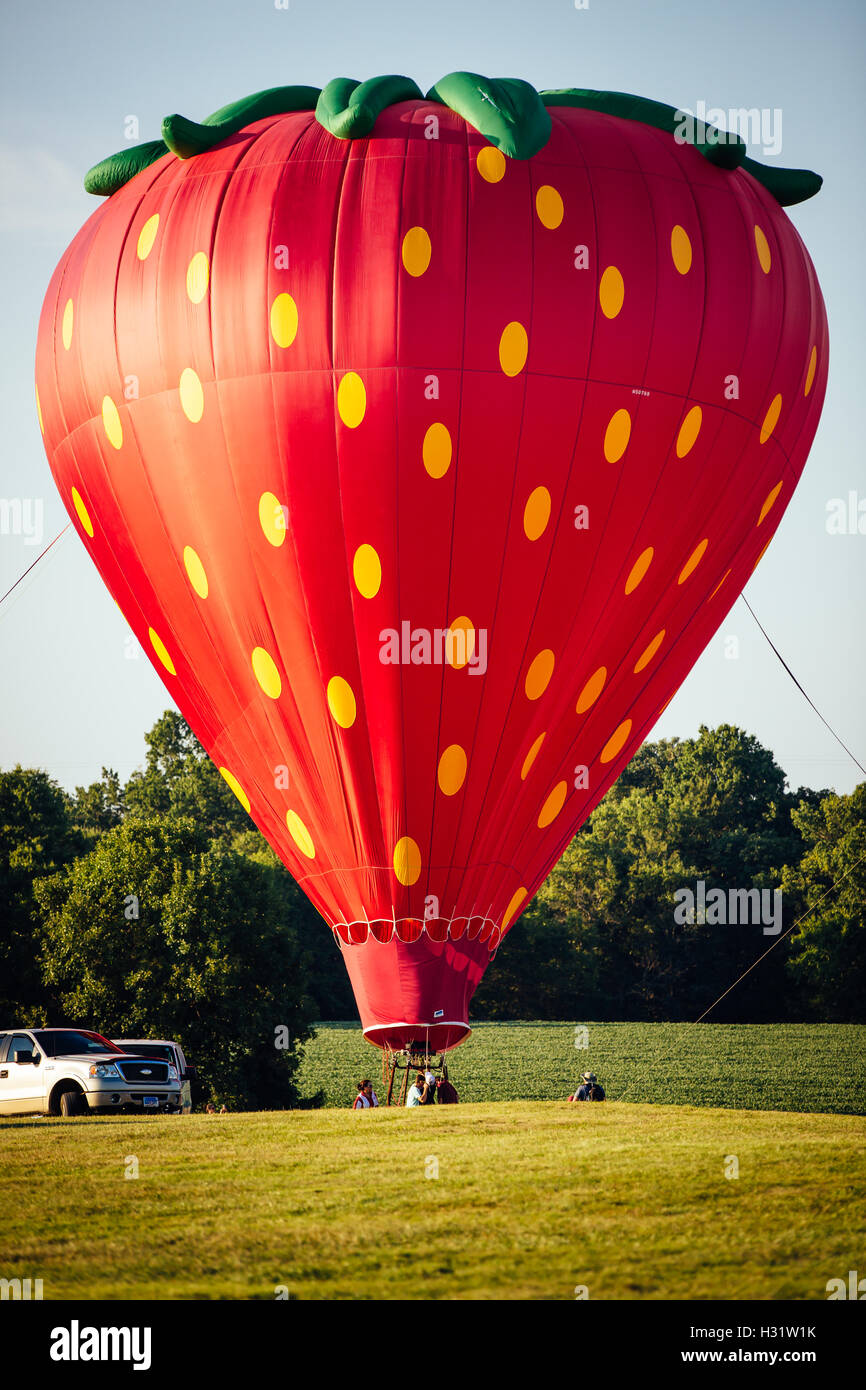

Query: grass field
297;1021;866;1114
2;1102;864;1300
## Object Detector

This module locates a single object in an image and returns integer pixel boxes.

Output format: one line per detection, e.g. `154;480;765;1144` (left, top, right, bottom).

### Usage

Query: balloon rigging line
741;596;865;777
693;848;866;1023
0;525;70;610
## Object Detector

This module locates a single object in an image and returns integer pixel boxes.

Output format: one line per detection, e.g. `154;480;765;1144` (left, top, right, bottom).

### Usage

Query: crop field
297;1021;866;1114
2;1102;864;1300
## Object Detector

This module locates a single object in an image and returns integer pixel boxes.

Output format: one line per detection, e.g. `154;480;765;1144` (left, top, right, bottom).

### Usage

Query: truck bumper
85;1088;181;1112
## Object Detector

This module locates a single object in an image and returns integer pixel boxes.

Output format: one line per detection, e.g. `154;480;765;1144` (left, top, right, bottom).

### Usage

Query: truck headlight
168;1065;179;1081
89;1063;121;1078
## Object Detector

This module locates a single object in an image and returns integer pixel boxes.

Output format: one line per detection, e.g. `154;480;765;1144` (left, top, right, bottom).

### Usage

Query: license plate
142;1095;159;1108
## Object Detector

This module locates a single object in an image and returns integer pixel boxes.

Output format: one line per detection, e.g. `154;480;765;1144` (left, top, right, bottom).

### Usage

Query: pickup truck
112;1038;197;1114
0;1027;182;1116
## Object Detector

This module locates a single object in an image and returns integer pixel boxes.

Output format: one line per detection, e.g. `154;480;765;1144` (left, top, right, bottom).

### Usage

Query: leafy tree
33;818;315;1107
231;830;356;1018
0;767;80;1020
473;904;592;1019
482;726;804;1021
782;784;866;1021
69;768;126;844
124;712;249;844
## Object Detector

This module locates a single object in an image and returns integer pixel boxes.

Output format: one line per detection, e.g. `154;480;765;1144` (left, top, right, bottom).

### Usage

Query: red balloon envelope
36;76;827;1052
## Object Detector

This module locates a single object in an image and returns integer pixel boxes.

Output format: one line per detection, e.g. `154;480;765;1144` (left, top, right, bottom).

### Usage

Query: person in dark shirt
436;1067;459;1104
569;1071;606;1102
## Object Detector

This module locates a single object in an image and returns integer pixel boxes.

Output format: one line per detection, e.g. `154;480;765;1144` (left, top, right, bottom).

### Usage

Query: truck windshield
32;1030;122;1057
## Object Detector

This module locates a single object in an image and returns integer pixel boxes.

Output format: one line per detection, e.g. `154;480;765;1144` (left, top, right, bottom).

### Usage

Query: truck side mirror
14;1050;34;1065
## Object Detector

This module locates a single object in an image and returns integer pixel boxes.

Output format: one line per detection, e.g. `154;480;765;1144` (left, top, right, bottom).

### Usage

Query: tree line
1;713;863;1107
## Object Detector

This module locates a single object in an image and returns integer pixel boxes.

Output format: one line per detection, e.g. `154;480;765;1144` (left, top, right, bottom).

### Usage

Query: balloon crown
84;73;822;207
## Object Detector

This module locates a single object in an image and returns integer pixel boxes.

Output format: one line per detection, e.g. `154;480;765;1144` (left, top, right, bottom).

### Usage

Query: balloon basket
382;1046;448;1107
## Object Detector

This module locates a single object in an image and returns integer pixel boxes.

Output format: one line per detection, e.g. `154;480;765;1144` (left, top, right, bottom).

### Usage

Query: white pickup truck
0;1027;182;1116
112;1038;197;1114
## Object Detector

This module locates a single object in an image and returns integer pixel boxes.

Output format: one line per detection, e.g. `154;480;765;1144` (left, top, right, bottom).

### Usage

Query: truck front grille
118;1060;170;1083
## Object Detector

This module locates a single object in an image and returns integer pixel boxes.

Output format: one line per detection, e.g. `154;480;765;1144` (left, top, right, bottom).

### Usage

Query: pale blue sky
0;0;863;794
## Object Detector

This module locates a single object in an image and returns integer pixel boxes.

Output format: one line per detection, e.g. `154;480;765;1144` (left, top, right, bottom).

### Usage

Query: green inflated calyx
540;88;820;204
83;74;822;207
316;76;423;138
426;73;551;159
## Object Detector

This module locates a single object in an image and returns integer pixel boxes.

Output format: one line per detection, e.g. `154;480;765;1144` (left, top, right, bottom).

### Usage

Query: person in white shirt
363;1080;379;1107
406;1073;425;1106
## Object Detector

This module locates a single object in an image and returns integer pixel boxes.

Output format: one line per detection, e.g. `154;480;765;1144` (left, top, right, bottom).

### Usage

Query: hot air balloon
36;74;827;1062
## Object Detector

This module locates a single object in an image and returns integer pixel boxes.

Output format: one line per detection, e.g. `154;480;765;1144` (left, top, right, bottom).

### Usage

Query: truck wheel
59;1090;83;1117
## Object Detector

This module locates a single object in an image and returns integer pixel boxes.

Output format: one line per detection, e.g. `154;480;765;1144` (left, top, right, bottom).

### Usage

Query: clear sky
0;0;863;795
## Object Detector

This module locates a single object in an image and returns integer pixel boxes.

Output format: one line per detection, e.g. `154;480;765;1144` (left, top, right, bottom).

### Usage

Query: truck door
0;1035;10;1113
0;1033;44;1114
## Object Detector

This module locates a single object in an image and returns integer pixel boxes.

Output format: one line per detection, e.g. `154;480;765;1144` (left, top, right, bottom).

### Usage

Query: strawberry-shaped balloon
36;75;827;1053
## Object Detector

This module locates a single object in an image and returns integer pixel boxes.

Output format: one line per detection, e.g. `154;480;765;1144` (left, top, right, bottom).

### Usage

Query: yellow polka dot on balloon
287;809;315;859
220;767;250;815
61;299;73;351
337;371;366;428
523;486;551;541
520;732;545;780
445;616;475;669
604;408;631;464
101;395;123;450
625;547;653;594
678;538;708;584
576;666;606;715
538;780;567;829
758;481;783;526
477;145;506;182
71;486;93;538
499;321;528;377
353;543;381;598
148;628;176;676
676;405;702;458
423;422;452;478
393;835;421;886
752;539;771;572
137;214;159;261
327;676;357;729
671;224;692;275
36;386;44;434
258;491;287;547
438;744;467;796
183;545;208;599
401;226;432;277
252;646;281;699
270;292;298;348
760;393;782;444
804;346;817;397
535;185;563;229
633;629;665;674
186;251;209;304
600;719;632;764
525;649;554;700
179;367;204;423
599;266;624;319
708;569;731;601
502;886;527;930
755;225;772;274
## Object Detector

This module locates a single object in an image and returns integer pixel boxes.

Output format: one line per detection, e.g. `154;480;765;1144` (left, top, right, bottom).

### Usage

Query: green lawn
298;1021;866;1113
2;1102;863;1300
